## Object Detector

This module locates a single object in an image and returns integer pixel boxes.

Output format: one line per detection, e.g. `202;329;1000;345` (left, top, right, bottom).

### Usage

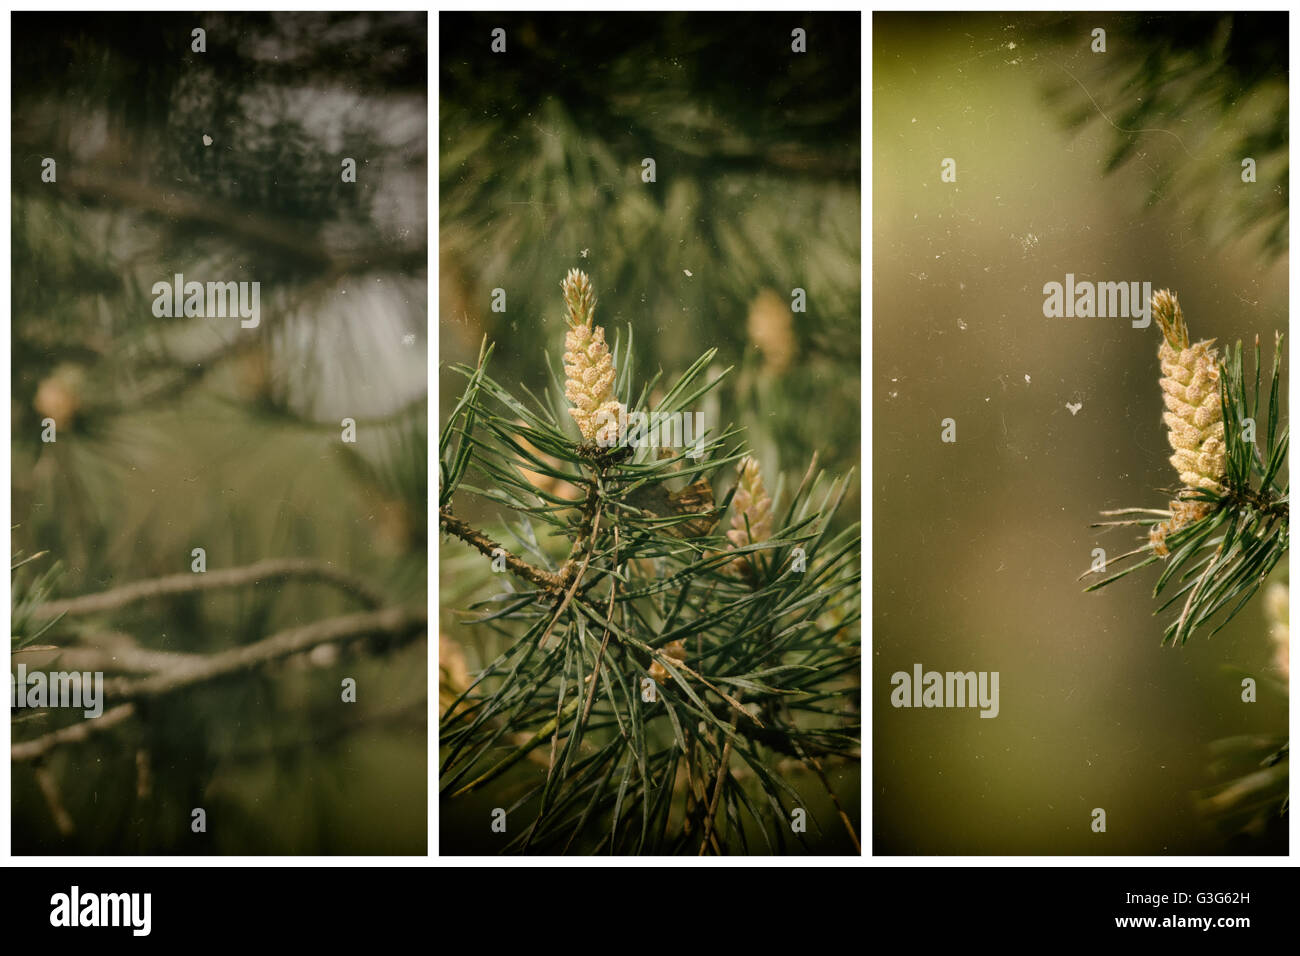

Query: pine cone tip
562;268;597;328
1152;289;1189;350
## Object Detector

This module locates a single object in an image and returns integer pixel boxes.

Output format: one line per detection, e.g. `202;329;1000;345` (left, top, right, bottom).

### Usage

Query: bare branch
13;606;425;763
13;704;138;763
34;765;77;836
50;631;207;675
31;558;385;621
439;508;563;592
102;607;424;701
55;168;420;275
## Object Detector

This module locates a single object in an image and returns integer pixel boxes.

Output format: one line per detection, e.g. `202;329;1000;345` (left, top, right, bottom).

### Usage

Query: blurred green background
11;12;427;854
440;12;861;492
439;12;861;852
874;12;1287;854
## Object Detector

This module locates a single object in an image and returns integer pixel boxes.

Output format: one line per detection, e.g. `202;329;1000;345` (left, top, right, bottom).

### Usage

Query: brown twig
47;635;207;675
803;752;861;854
698;701;741;856
13;704;137;763
12;606;425;762
440;508;564;592
34;764;76;836
534;480;606;651
31;558;384;620
579;525;620;729
135;748;153;801
101;607;424;701
541;505;606;778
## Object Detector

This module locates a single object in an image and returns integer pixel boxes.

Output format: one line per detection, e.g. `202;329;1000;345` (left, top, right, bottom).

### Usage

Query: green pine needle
1084;332;1288;645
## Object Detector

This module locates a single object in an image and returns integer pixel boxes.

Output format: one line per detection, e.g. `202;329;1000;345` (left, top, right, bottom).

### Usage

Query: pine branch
46;633;207;674
13;606;425;763
31;557;385;620
45;165;423;275
439;269;860;854
439;507;565;592
1084;294;1288;645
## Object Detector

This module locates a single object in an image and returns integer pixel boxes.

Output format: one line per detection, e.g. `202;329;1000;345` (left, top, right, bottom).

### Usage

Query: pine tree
440;269;861;854
1085;291;1287;646
1083;290;1287;838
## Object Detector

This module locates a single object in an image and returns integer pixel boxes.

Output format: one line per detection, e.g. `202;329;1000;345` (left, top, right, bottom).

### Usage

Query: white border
862;5;872;860
2;4;431;868
1;1;1296;867
865;1;1295;870
2;3;11;864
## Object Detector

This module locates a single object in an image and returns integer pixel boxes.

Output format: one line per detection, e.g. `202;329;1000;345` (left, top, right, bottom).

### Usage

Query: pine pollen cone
561;268;624;446
726;456;774;576
1148;290;1226;556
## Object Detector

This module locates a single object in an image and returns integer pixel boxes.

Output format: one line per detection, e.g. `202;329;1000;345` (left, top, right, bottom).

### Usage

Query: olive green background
874;12;1288;855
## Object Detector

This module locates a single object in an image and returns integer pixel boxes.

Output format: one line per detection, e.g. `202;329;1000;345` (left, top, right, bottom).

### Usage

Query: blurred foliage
10;550;63;652
11;12;427;854
1043;12;1287;257
439;12;861;510
1202;729;1287;848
